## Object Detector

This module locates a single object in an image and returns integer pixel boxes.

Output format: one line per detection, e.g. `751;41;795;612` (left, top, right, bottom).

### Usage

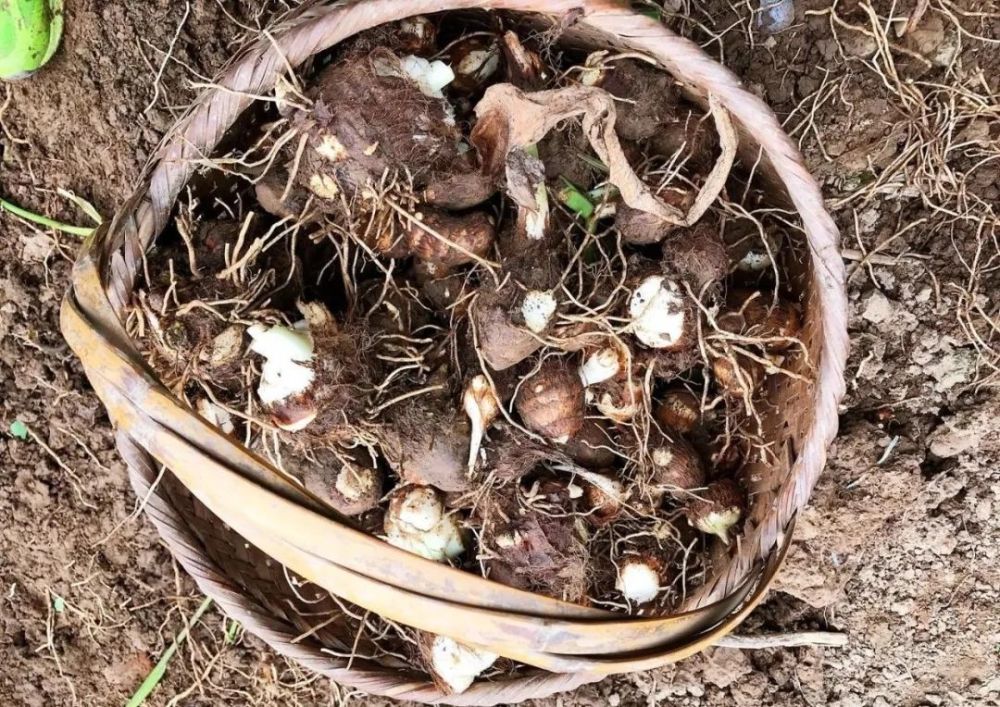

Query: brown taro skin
721;289;803;351
405;208;495;268
581;474;624;527
616;186;694;246
515;360;585;442
647;432;707;495
654;389;702;434
561;418;617;469
711;353;765;398
472;294;544;371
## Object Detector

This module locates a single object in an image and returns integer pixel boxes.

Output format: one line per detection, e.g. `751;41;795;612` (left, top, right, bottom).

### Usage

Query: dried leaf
500;31;546;89
685;94;738;225
505;148;549;241
471;83;737;228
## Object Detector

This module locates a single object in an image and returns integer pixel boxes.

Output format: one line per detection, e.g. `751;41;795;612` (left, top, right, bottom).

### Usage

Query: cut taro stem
579;346;622;387
505;148;549;242
523;180;548;240
463;375;500;474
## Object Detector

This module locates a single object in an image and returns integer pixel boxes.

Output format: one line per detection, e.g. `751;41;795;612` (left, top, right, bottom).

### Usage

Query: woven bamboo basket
60;0;848;703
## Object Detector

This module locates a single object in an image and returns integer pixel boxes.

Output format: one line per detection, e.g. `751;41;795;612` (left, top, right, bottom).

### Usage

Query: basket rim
60;0;847;702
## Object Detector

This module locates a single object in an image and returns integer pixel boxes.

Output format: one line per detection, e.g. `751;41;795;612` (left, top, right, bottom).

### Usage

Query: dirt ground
1;1;998;705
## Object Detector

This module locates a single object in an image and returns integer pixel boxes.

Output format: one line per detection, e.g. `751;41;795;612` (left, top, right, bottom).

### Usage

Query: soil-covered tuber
380;397;476;493
291;446;383;516
292;49;469;209
480;486;589;602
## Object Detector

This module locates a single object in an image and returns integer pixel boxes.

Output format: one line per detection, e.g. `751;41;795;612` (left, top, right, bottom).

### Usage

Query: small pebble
756;0;794;34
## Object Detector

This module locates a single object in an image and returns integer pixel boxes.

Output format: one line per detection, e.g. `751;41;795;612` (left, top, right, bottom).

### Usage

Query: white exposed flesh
616;559;661;603
248;323;315;405
521;290;557;334
579;347;621;387
628;276;687;349
430;636;498;694
400;55;455;98
385;487;465;562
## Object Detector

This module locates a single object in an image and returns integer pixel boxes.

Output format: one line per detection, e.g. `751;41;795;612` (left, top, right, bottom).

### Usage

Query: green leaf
57;188;104;226
557;182;595;219
52;595;66;613
0;0;64;79
0;195;95;237
224;618;241;644
635;2;664;20
126;597;213;707
9;420;28;440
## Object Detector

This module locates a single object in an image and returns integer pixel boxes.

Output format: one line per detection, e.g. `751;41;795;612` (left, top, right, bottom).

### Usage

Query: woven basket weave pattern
61;1;847;703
